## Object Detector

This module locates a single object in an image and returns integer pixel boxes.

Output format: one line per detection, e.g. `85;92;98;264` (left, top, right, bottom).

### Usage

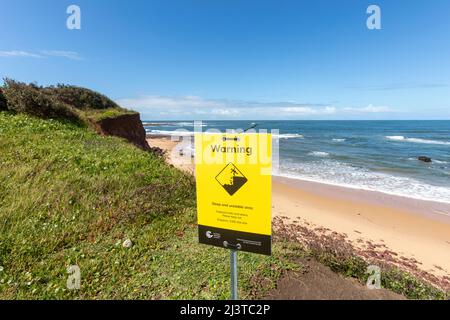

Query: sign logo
215;163;248;196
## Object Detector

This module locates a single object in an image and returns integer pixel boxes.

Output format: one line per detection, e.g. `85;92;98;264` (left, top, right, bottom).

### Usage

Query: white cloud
41;50;83;61
117;95;398;119
344;104;393;113
117;95;224;110
0;50;44;58
211;108;240;116
280;106;336;115
0;50;83;60
116;95;347;119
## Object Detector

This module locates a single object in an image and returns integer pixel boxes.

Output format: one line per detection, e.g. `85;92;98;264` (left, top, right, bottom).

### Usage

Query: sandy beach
272;178;450;279
147;136;450;286
149;135;196;175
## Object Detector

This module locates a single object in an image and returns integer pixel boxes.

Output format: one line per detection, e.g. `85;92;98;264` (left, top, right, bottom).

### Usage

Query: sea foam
386;136;450;145
273;133;304;139
275;159;450;204
308;151;330;157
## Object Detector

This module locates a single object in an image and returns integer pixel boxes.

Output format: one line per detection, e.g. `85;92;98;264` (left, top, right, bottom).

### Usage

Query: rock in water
122;239;133;248
418;156;432;163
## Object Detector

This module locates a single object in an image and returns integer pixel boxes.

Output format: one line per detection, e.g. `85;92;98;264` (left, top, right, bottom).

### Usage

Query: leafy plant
0;88;7;111
43;84;121;111
1;79;132;124
2;79;80;122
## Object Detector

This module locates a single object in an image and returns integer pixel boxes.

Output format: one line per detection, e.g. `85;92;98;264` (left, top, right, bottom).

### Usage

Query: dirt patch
266;257;405;300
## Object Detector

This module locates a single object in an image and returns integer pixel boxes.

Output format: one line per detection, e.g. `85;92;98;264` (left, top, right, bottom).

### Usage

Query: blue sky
1;0;449;120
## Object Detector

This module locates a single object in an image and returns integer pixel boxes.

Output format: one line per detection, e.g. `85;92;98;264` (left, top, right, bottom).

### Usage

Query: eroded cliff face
93;113;151;151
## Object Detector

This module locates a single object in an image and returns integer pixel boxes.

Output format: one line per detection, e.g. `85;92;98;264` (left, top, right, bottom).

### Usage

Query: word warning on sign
195;133;272;255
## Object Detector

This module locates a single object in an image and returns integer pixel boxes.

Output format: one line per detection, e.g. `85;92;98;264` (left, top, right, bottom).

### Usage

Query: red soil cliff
93;113;151;151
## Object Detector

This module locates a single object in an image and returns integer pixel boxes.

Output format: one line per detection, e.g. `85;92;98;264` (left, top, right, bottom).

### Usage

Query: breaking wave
386;136;450;145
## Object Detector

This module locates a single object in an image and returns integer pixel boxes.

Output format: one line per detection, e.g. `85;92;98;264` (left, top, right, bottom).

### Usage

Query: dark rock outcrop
418;156;432;163
93;113;151;151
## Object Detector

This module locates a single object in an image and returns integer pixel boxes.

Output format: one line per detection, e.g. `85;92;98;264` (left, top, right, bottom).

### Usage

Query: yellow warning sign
195;133;272;255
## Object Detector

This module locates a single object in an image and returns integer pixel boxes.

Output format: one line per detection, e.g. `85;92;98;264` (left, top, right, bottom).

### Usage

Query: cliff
1;79;154;153
93;113;151;151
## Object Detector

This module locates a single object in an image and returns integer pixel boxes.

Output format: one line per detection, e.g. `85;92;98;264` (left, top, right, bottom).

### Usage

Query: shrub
1;79;130;123
0;87;7;111
2;79;81;121
44;84;121;110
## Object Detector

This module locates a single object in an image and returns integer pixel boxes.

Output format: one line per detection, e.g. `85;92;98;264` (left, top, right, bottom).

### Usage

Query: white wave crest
146;129;194;136
275;159;450;204
308;151;330;157
274;133;304;139
386;136;450;145
143;122;207;127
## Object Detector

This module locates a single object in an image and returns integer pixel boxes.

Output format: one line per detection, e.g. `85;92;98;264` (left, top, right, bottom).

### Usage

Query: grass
1;111;446;300
0;112;301;299
83;108;138;122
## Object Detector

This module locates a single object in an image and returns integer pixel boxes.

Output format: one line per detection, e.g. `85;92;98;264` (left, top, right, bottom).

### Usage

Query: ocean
144;120;450;204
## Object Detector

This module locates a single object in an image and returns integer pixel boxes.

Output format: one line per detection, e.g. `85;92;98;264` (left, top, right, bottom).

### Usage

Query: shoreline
274;172;450;206
274;175;450;224
147;135;450;284
146;134;450;206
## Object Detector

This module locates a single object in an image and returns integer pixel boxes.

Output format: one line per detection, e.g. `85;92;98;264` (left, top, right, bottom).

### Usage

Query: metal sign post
230;249;238;300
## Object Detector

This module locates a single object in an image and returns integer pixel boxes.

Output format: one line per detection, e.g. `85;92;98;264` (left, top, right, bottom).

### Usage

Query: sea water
144;120;450;204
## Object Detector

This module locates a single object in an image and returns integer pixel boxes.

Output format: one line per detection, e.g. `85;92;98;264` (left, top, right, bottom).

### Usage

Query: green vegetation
84;108;137;122
381;269;448;300
1;79;134;125
0;80;302;299
1;79;446;300
42;84;122;111
0;88;7;111
310;245;449;300
0;113;301;299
